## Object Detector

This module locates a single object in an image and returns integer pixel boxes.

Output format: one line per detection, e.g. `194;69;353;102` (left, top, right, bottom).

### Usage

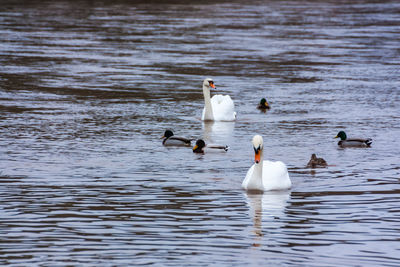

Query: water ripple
1;0;400;265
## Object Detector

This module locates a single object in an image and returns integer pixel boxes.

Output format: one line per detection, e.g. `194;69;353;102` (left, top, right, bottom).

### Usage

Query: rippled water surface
1;0;400;265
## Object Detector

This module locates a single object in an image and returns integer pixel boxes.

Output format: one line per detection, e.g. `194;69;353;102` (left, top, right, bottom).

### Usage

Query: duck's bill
161;135;165;139
193;145;198;151
254;151;261;164
334;135;338;138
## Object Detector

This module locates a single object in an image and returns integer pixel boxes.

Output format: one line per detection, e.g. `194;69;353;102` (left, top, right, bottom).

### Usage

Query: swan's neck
203;85;214;121
250;150;264;189
254;150;264;178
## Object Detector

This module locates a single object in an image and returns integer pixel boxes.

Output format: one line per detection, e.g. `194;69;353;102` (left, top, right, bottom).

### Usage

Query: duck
162;130;192;146
242;135;291;192
335;131;372;148
192;139;229;154
306;153;327;168
257;98;270;110
201;78;236;121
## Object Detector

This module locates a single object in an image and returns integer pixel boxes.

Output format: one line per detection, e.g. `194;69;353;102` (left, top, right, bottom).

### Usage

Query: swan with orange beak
242;135;291;192
201;78;236;121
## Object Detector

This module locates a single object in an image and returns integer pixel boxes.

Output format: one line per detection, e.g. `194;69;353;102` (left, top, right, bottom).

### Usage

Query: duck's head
260;98;269;107
252;135;263;164
335;131;347;140
193;139;206;153
203;78;216;89
162;130;174;139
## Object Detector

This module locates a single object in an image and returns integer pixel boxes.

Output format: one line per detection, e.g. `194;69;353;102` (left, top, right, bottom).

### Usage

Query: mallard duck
242;135;291;192
306;153;327;168
335;131;372;148
192;139;229;154
201;78;236;121
257;98;270;110
162;130;192;146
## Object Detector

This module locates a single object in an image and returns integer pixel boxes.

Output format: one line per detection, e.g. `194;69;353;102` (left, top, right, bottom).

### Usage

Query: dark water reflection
1;0;400;265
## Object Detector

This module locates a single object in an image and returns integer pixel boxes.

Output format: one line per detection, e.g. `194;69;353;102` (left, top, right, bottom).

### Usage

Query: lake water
1;0;400;266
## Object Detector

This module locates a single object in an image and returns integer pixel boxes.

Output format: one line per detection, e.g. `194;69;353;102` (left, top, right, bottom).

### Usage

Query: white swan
242;135;291;191
201;78;236;121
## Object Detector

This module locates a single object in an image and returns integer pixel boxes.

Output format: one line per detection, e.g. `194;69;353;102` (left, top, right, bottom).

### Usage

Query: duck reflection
245;190;291;243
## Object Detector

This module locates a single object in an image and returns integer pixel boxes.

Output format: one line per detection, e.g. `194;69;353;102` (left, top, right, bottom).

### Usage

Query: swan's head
162;130;174;139
203;78;216;89
252;135;263;164
193;139;206;153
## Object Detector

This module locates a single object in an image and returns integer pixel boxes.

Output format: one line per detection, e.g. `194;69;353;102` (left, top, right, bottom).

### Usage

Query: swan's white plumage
201;78;236;121
242;135;291;191
243;160;291;191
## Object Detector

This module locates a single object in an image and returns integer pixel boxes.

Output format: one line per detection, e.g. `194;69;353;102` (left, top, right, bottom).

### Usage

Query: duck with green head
257;98;270;111
192;139;229;154
162;130;192;146
335;131;372;148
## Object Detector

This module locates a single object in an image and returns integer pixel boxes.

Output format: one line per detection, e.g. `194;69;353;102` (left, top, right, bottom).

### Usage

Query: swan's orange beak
254;150;261;164
209;82;215;89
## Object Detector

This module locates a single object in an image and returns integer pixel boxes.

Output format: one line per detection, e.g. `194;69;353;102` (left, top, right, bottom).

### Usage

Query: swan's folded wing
211;94;232;104
262;161;291;191
242;164;255;189
210;94;236;121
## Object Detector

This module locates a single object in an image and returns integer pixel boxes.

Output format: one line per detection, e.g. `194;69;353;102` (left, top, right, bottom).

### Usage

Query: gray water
1;0;400;266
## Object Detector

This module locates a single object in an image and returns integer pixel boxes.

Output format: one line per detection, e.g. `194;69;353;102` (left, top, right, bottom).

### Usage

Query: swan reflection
202;121;234;144
245;190;291;238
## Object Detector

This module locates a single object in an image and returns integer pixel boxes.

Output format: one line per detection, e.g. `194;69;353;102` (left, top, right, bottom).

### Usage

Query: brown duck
306;154;327;168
